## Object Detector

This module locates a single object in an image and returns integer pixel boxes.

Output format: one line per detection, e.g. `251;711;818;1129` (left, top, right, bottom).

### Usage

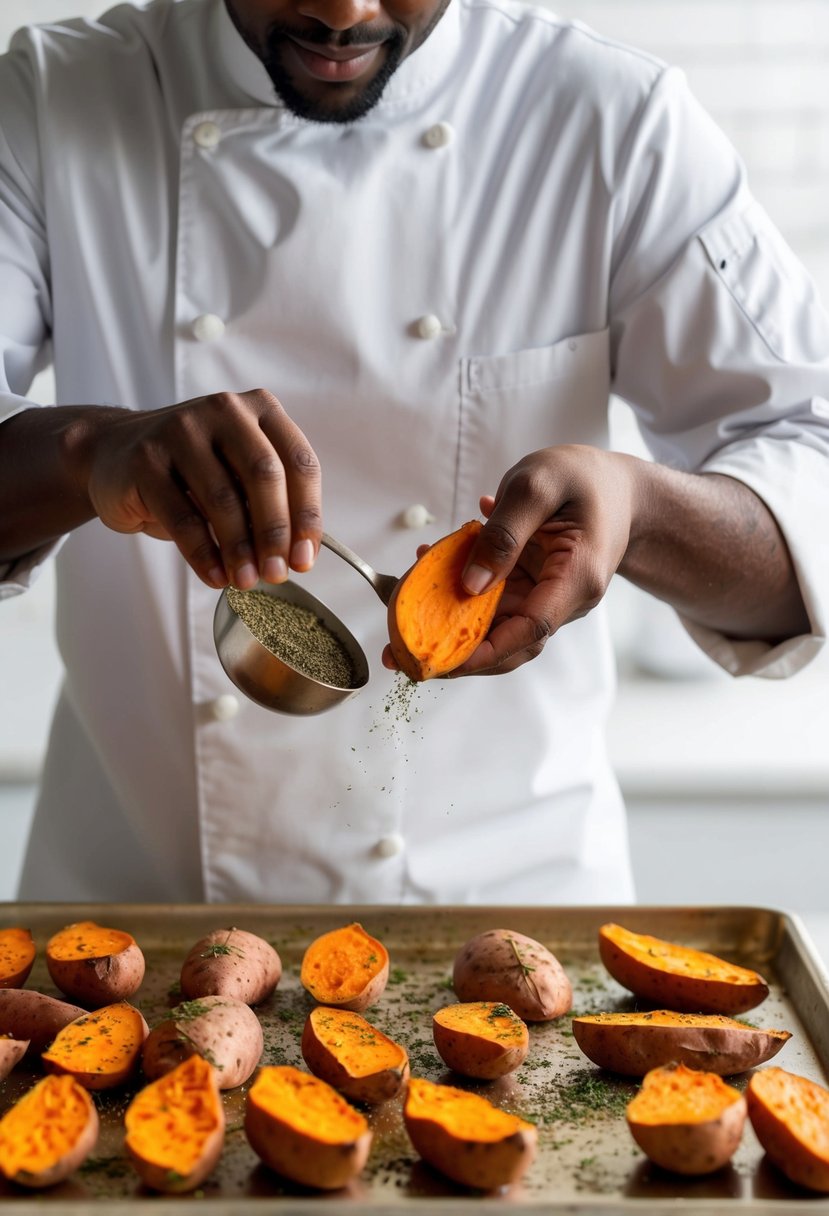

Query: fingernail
208;566;227;589
262;556;289;584
463;563;493;594
291;539;314;571
234;562;259;590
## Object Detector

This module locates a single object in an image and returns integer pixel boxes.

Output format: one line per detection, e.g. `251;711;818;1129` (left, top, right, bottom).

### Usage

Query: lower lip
287;41;383;83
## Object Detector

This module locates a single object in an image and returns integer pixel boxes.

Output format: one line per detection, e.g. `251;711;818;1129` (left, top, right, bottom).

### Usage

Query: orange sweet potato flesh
125;1055;225;1194
42;1002;149;1090
300;923;389;1012
747;1067;829;1192
0;927;36;989
0;1073;99;1188
388;520;504;680
599;922;769;1014
245;1065;372;1189
403;1076;537;1190
626;1062;747;1176
301;1005;410;1104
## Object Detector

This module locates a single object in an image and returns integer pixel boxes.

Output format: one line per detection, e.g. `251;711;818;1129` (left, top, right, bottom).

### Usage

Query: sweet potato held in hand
387;520;504;680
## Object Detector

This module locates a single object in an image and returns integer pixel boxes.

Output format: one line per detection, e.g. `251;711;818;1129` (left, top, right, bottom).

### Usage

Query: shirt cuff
680;433;829;679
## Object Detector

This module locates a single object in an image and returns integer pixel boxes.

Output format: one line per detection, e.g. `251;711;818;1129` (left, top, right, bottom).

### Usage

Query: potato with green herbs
453;929;572;1022
180;927;281;1006
142;995;263;1090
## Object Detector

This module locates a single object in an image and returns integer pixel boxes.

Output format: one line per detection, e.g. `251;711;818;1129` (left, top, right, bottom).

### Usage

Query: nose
295;0;382;30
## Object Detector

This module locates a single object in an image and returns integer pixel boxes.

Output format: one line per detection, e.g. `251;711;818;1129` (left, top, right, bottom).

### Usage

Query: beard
261;22;408;124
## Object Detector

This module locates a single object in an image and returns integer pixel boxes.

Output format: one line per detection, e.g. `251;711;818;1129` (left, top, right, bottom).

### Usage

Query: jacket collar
213;0;461;112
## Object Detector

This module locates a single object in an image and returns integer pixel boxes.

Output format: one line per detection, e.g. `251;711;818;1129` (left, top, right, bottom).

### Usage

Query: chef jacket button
422;121;454;149
210;693;240;722
375;833;405;859
192;313;226;342
401;504;435;529
415;314;443;340
193;120;222;150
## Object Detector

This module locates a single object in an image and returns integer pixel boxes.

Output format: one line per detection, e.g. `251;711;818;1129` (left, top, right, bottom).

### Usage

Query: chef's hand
85;390;322;589
383;445;636;677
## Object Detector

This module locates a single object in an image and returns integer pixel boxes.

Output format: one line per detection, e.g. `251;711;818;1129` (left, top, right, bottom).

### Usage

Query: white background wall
1;2;828;943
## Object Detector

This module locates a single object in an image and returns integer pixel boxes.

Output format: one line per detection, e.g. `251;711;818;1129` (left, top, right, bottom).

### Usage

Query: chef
0;0;827;904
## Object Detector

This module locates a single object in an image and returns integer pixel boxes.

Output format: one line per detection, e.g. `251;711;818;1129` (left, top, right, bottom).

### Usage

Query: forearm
620;457;810;643
0;405;119;562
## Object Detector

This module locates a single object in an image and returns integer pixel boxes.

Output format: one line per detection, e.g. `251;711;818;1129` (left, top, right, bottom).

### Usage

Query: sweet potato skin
572;1011;791;1077
142;995;263;1090
403;1077;537;1191
180;927;282;1007
626;1063;747;1176
387;520;505;681
453;929;572;1022
0;1075;99;1188
747;1067;829;1192
301;1006;410;1105
432;1002;529;1080
245;1066;372;1190
0;1035;29;1080
599;923;769;1015
0;989;87;1054
46;921;146;1007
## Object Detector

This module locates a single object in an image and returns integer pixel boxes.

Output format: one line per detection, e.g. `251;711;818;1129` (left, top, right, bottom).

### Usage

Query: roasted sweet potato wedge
599;922;769;1014
747;1066;829;1192
432;1001;529;1079
627;1062;747;1175
301;1005;409;1104
573;1010;791;1077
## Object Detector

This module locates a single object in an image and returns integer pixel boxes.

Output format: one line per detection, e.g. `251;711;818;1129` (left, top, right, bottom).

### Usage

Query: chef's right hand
84;390;322;589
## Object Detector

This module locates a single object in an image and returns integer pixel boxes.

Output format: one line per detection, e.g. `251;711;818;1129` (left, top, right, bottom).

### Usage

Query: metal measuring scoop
213;533;399;715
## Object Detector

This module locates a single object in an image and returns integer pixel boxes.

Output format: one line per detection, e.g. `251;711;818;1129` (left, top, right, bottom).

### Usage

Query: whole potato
143;995;263;1090
180;927;281;1006
453;929;572;1022
0;989;87;1054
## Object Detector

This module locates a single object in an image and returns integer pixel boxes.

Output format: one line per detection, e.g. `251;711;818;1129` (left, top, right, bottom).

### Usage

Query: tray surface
0;903;828;1213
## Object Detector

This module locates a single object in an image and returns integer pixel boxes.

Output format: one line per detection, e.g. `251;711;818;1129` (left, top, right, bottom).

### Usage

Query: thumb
462;508;527;595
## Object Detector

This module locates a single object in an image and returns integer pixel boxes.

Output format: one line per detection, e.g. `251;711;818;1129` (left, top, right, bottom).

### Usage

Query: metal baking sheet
1;903;828;1214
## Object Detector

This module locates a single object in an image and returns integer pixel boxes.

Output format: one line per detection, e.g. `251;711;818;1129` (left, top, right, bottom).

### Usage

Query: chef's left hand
383;444;637;676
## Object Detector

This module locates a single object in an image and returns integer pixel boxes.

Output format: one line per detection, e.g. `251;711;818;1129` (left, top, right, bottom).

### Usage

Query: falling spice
227;587;357;688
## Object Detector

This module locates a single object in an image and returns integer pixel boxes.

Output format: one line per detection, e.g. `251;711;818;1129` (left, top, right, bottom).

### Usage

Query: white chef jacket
1;0;828;905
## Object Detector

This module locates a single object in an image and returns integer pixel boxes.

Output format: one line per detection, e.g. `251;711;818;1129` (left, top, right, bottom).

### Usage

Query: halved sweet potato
572;1010;791;1077
300;923;389;1012
142;995;263;1090
245;1065;372;1190
301;1005;409;1104
433;1001;529;1079
42;1001;149;1089
180;927;282;1007
0;989;86;1054
599;922;769;1015
125;1054;225;1194
404;1076;537;1190
0;1074;99;1188
0;927;36;989
453;928;572;1022
46;920;146;1007
387;520;505;681
747;1066;829;1192
626;1061;747;1175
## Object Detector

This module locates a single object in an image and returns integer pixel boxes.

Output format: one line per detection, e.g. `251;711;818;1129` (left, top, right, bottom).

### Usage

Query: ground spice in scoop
226;587;358;688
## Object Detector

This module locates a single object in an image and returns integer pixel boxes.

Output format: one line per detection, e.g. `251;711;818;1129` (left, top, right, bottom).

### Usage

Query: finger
174;438;263;590
463;469;553;595
256;395;322;573
449;610;551;676
137;476;227;589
